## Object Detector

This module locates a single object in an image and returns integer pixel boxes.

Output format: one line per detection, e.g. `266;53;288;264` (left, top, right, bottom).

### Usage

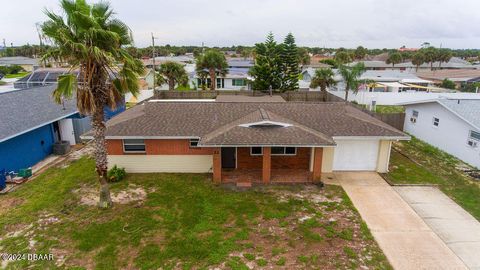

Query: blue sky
1;0;479;49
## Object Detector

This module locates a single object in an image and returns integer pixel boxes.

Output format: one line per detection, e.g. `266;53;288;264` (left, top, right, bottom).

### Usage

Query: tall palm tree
437;49;452;69
195;49;228;90
42;0;144;208
386;52;403;67
338;63;365;102
412;52;425;72
423;47;438;71
334;51;351;65
156;61;188;90
309;68;337;101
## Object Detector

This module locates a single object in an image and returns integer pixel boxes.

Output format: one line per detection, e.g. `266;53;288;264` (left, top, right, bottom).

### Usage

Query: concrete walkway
329;172;467;270
395;186;480;270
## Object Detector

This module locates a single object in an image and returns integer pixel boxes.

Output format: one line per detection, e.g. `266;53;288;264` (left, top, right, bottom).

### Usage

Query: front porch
222;169;313;184
212;146;324;184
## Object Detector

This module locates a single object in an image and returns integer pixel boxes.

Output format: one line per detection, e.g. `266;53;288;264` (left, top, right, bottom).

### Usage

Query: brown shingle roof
104;101;408;145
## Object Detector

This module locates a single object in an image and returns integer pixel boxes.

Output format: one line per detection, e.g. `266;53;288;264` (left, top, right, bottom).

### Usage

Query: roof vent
239;120;292;128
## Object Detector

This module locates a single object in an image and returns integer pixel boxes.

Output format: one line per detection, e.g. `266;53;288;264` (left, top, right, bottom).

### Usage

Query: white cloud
1;0;479;49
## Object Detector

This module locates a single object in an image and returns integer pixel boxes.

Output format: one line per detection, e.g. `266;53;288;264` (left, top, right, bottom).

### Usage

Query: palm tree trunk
209;69;216;91
344;89;349;103
92;106;112;208
321;85;327;102
168;79;175;91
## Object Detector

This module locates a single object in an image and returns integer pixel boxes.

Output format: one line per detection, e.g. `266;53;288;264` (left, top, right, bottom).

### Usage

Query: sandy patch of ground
75;184;147;206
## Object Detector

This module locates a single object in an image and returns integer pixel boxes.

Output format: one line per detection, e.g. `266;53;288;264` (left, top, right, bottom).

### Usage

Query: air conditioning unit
468;140;478;148
410;117;417;123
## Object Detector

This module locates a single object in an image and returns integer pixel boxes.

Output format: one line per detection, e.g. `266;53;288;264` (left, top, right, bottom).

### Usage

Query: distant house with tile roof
85;100;409;184
401;98;480;168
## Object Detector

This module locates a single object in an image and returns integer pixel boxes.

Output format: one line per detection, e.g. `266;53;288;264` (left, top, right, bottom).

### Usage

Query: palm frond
54;74;77;103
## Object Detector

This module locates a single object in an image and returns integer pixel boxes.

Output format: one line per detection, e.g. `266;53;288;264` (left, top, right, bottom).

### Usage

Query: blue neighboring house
0;84;124;173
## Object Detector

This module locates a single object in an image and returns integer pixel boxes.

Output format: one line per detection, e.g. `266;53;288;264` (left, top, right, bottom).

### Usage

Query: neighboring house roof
302;63;331;69
216;95;285;103
351;57;474;70
415;69;480;82
142;55;195;66
228;59;254;68
0;85;78;143
100;101;408;146
359;70;432;84
0;56;39;66
400;99;480;130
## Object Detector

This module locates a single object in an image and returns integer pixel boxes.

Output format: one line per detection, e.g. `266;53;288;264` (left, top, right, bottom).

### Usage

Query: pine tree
249;32;282;91
280;33;300;91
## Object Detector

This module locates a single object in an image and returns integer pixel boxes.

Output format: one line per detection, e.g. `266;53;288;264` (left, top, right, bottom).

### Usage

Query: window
467;130;480;148
123;139;145;153
410;110;419;123
432;117;440;127
250;147;263;156
232;79;246;86
271;147;297;156
190;139;199;148
216;78;224;89
470;130;480;141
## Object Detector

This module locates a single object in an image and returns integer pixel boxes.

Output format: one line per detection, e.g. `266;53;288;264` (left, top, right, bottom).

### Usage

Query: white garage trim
333;139;380;171
108;155;213;173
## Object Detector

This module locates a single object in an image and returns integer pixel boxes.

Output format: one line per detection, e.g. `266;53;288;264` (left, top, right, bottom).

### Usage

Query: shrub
107;165;126;182
440;78;456;89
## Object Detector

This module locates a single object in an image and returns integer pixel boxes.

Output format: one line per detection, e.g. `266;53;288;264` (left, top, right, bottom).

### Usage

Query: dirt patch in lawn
0;197;24;215
209;185;390;270
75;184;147;206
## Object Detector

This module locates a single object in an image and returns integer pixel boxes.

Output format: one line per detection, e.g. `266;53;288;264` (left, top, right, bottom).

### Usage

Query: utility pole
151;33;158;90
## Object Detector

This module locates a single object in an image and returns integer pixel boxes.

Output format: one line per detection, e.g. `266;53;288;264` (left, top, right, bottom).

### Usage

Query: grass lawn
0;157;391;269
374;105;404;114
384;137;480;221
4;72;30;79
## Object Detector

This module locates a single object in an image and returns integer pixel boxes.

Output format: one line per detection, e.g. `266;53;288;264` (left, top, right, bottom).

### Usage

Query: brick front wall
237;147;311;170
106;139;214;155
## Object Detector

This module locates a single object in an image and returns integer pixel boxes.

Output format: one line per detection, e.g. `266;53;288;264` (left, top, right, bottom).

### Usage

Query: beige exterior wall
321;147;334;173
376;140;392;173
108;155;213;173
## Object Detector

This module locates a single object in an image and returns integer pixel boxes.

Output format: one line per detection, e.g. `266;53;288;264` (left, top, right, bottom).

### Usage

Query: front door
221;147;236;169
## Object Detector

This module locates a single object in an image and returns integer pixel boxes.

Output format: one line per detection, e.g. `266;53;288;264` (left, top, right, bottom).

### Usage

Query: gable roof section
199;108;335;146
0;85;78;142
401;99;480;130
103;102;408;145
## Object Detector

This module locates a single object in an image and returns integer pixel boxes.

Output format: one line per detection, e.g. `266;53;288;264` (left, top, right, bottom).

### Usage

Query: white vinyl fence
328;90;480;105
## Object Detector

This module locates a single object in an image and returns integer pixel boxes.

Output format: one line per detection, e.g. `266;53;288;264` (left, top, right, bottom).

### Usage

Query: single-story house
0;56;39;72
402;98;480;168
0;85;82;172
307;69;436;93
96;101;409;184
190;67;251;91
188;59;253;91
416;69;480;88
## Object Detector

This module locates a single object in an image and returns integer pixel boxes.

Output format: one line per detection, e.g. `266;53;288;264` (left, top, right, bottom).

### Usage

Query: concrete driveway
395;186;480;270
330;172;467;270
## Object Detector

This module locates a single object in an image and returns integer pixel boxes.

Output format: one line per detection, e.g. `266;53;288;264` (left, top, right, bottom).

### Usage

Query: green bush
0;65;25;75
107;165;126;182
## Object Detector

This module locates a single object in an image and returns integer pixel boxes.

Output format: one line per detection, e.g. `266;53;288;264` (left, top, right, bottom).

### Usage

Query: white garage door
333;140;379;171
